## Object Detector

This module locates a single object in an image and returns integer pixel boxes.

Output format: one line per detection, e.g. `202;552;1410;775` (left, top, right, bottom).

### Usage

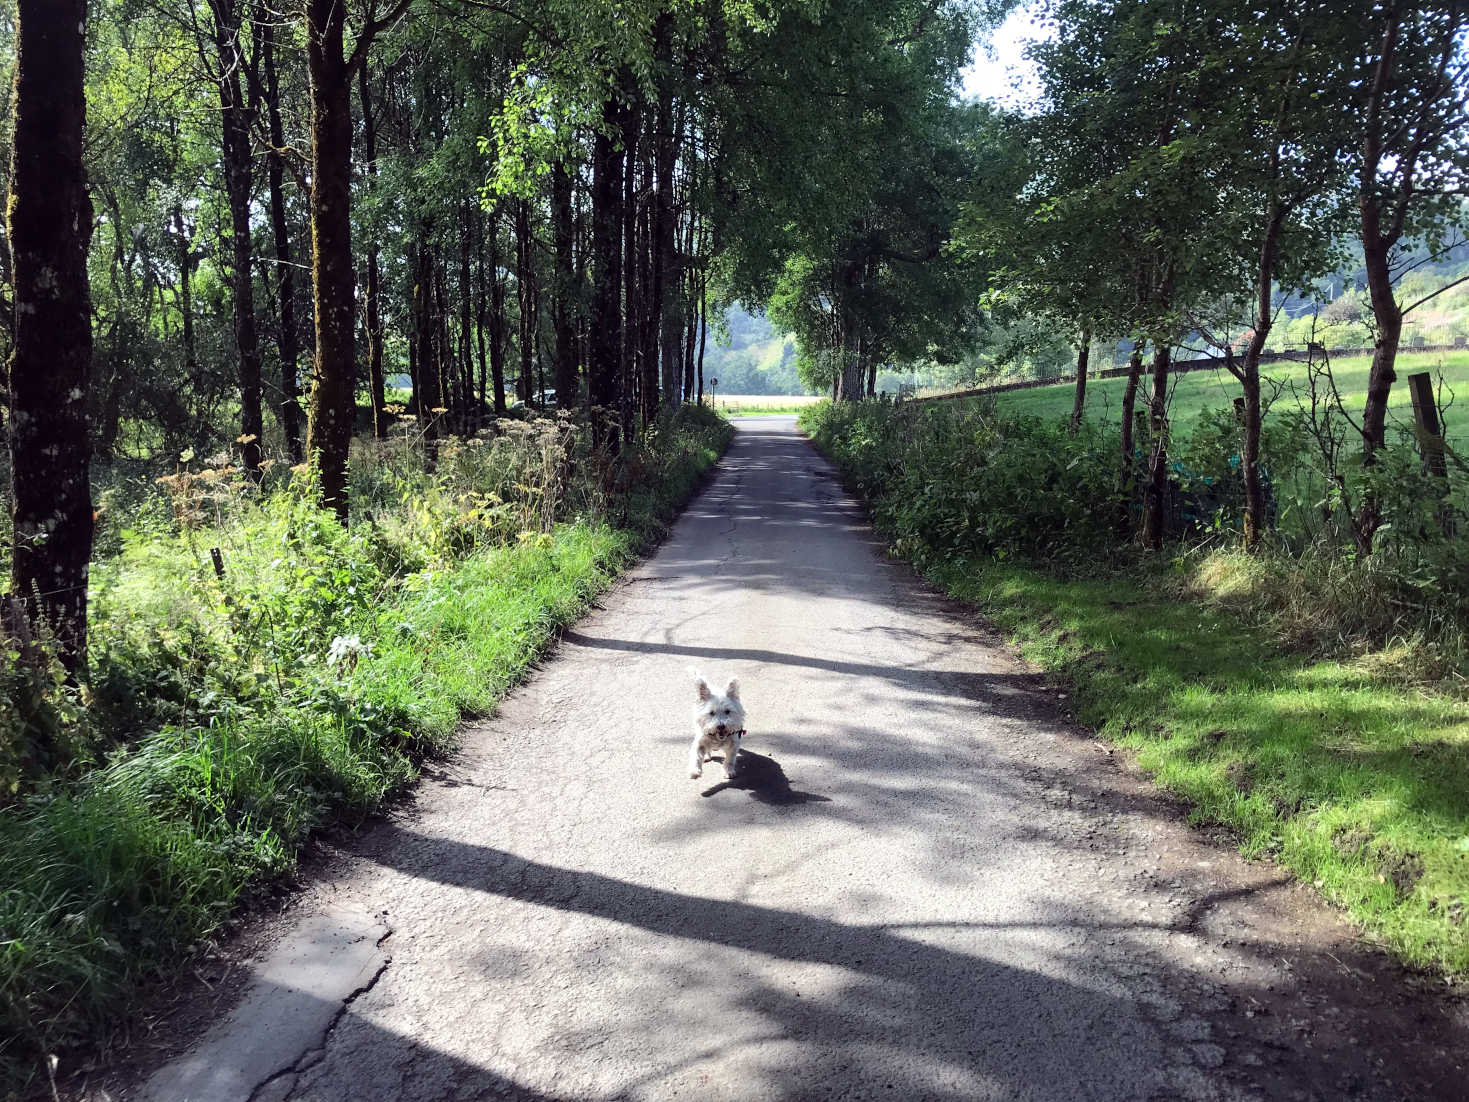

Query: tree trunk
7;0;95;681
640;180;660;425
1239;213;1287;549
413;238;442;437
489;208;508;416
305;0;357;519
696;274;708;403
515;199;535;406
175;205;199;390
838;328;865;401
1069;328;1091;435
458;200;474;426
589;96;625;442
475;207;489;413
1117;345;1144;534
621;99;642;440
263;20;303;460
551;163;579;409
682;213;698;403
1359;234;1401;455
435;260;455;419
1141;344;1172;550
211;0;264;478
837;260;865;402
1240;368;1263;547
359;61;387;439
407;334;418;413
654;58;680;411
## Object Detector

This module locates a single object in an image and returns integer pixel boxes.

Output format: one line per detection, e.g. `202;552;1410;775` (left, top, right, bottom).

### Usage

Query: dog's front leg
723;739;740;779
688;737;705;779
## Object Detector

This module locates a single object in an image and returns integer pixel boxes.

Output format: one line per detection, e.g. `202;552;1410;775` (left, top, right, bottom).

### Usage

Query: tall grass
0;406;731;1094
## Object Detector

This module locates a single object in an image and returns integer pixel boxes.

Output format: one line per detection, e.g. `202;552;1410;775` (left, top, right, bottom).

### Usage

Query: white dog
689;673;745;780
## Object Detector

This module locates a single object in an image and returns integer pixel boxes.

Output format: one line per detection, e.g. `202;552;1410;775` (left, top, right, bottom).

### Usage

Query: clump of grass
0;405;731;1093
924;556;1469;978
1180;547;1469;688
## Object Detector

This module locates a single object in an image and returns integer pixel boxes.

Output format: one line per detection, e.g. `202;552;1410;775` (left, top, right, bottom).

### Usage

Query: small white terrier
689;673;745;780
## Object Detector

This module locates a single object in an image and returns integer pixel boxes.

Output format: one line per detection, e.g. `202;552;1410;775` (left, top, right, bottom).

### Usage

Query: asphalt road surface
137;417;1466;1102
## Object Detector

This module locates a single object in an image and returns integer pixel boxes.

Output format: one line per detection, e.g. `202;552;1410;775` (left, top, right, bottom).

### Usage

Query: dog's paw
689;768;703;779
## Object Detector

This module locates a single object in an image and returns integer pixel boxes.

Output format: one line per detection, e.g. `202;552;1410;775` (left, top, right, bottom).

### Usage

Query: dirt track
125;416;1467;1101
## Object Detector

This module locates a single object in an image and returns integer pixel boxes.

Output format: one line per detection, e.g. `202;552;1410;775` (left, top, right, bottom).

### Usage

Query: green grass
0;409;732;1093
800;404;1469;980
928;557;1469;975
994;349;1469;445
708;394;823;418
720;405;813;416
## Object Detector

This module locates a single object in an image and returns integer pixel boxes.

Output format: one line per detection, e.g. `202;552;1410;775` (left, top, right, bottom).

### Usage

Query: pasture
992;349;1469;445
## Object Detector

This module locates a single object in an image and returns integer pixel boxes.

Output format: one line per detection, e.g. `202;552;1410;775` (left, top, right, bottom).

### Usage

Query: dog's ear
724;678;740;700
695;675;712;702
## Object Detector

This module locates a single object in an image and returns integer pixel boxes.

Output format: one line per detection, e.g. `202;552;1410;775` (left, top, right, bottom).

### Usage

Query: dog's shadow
700;750;832;806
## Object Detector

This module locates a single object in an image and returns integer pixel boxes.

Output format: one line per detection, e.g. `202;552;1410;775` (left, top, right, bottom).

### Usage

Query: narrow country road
136;418;1466;1102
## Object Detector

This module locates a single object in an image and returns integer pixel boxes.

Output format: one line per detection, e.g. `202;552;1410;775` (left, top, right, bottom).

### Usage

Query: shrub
802;397;1469;662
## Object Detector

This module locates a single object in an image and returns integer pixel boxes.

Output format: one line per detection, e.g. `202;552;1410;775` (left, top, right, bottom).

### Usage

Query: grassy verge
1;408;731;1093
800;404;1469;980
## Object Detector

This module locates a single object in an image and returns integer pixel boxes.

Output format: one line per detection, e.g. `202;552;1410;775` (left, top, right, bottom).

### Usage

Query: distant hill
699;305;811;395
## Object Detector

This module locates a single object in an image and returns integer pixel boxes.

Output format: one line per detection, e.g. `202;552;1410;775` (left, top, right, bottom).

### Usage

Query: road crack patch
245;925;394;1102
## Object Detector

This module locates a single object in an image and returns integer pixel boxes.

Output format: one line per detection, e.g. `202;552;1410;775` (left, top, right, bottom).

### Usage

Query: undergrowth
0;405;731;1095
801;398;1469;981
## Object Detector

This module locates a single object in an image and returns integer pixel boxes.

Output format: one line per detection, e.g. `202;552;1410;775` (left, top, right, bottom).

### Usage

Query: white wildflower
327;634;371;668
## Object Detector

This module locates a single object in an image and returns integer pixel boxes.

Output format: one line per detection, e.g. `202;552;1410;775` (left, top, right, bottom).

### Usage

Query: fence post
1407;371;1454;538
1407;372;1448;481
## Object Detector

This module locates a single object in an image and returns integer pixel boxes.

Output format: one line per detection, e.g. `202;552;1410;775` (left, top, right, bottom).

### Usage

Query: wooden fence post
1407;372;1448;481
1407;371;1454;537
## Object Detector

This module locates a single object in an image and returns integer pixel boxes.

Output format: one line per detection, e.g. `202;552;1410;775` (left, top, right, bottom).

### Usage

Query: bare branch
1401;271;1469;316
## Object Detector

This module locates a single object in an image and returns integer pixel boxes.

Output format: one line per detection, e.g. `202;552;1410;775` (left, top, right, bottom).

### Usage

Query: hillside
700;306;810;395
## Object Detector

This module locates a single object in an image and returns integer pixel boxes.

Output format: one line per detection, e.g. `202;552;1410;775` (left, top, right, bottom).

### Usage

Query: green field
991;349;1469;445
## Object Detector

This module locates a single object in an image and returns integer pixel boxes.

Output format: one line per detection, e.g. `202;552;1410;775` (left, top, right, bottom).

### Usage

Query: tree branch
1401;271;1469;316
346;0;415;77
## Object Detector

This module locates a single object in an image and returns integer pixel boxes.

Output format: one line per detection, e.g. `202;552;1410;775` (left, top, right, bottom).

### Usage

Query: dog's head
694;673;745;741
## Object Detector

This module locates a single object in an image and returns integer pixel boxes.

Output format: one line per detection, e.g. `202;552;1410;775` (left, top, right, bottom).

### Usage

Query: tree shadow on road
345;823;1469;1100
699;749;832;806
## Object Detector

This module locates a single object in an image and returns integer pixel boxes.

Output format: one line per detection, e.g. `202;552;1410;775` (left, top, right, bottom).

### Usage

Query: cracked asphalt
134;416;1467;1101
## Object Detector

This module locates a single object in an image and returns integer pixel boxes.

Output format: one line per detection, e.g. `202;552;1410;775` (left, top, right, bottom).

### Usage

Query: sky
959;5;1049;109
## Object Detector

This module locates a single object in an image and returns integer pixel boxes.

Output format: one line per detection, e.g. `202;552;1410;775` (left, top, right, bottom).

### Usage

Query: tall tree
1355;0;1469;453
304;0;411;520
360;59;388;438
7;0;95;678
1188;4;1354;549
204;0;266;479
261;17;305;461
551;161;580;408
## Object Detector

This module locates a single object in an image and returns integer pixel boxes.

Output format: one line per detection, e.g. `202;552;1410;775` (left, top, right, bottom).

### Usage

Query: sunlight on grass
930;557;1469;976
994;349;1469;445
